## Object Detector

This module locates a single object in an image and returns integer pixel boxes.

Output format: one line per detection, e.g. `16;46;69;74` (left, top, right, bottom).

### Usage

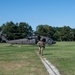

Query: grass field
43;42;75;75
0;42;75;75
0;44;49;75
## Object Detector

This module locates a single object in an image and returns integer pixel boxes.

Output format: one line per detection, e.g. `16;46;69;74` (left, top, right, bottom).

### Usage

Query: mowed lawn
43;42;75;75
0;42;75;75
0;43;49;75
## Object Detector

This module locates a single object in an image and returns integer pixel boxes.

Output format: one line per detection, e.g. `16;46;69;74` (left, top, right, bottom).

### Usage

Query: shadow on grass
43;53;53;56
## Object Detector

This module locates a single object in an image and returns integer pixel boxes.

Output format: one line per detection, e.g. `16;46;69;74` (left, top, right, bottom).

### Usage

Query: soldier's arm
37;41;40;45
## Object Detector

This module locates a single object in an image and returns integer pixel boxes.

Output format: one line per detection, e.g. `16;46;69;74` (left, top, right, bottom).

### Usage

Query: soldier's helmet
40;38;46;42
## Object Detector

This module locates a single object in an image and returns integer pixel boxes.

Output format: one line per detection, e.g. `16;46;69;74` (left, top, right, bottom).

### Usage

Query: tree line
0;21;75;41
0;21;33;41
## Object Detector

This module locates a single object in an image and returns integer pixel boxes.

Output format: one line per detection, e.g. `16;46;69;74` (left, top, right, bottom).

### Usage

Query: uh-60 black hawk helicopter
0;31;56;45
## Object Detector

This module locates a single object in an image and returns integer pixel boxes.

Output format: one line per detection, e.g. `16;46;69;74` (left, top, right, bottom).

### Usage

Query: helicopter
0;31;56;45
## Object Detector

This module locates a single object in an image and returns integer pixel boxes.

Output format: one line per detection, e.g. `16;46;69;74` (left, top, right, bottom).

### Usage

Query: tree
60;26;72;41
2;21;17;40
53;27;62;41
0;27;1;31
1;21;33;40
71;28;75;41
18;22;33;38
36;25;55;39
1;21;75;41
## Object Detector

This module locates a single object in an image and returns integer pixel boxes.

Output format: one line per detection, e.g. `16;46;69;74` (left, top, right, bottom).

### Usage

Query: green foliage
0;21;75;41
18;22;33;38
0;21;33;40
60;26;71;41
36;24;55;38
36;25;75;41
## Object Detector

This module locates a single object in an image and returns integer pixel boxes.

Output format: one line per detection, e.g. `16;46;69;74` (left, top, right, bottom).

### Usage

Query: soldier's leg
41;47;43;55
39;47;41;54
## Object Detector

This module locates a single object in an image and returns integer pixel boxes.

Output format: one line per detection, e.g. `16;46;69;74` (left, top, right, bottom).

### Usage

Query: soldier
37;39;45;55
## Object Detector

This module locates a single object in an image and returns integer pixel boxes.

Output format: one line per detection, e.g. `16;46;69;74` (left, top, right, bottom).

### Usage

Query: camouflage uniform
37;40;45;55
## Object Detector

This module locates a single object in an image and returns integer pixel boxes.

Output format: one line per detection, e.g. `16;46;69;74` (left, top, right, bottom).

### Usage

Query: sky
0;0;75;30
